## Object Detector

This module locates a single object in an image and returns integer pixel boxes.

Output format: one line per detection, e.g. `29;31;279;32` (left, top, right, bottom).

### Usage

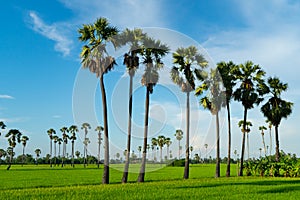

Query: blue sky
1;0;300;160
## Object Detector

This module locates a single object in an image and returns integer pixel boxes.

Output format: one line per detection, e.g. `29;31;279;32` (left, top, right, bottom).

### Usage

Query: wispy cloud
0;95;14;99
0;117;29;123
52;115;62;119
27;11;73;56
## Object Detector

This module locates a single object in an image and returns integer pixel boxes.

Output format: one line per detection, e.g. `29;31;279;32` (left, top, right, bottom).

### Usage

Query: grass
0;163;300;199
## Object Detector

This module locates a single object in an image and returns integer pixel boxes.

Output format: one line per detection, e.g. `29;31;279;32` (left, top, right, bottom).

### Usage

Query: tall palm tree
5;129;22;170
35;148;41;165
52;135;59;165
259;126;267;157
165;137;172;160
21;135;29;166
171;46;207;179
81;123;91;168
174;129;183;159
156;135;166;164
78;17;118;184
95;126;104;168
118;28;146;183
261;77;293;162
60;127;69;167
196;68;225;178
47;128;56;167
232;61;266;176
238;120;252;161
69;125;79;167
217;61;237;177
137;37;169;183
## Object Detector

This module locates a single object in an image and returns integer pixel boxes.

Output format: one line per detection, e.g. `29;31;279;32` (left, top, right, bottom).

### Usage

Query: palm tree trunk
269;128;272;156
178;140;180;159
160;147;163;164
98;133;101;168
275;125;280;162
247;133;250;160
138;87;150;183
54;143;57;166
215;111;220;178
100;76;110;184
7;148;13;170
84;132;86;168
50;140;52;167
226;102;231;177
262;135;267;157
61;142;64;167
239;107;247;176
72;141;75;167
184;92;190;179
22;146;25;167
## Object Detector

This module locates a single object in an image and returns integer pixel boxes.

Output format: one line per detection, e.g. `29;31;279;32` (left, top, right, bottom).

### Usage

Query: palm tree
157;136;166;164
0;149;6;165
5;129;22;170
259;148;262;157
137;37;169;183
232;61;266;176
21;135;29;166
83;138;90;164
261;77;293;162
0;121;6;135
204;144;208;160
238;120;252;161
137;146;142;159
165;138;172;160
174;129;183;159
60;127;69;167
52;135;59;165
69;125;79;167
47;128;56;167
171;46;207;179
78;17;118;184
189;146;193;160
57;138;63;158
151;138;158;161
95;126;104;168
259;126;267;157
196;69;225;178
35;148;41;165
117;28;146;184
81;123;91;168
266;119;272;156
217;61;237;177
75;151;80;159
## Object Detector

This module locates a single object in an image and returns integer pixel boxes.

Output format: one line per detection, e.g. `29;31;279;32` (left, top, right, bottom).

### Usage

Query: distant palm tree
238;120;252;161
0;121;6;135
259;126;267;157
75;150;80;159
174;129;183;159
5;129;22;170
118;28;146;183
157;136;166;164
259;148;262;158
165;138;172;160
217;61;237;177
232;61;266;176
35;148;41;165
95;126;104;168
69;125;79;167
266;119;272;156
0;148;6;165
204;144;208;160
138;37;169;183
261;77;293;161
47;128;56;167
60;127;69;167
81;123;91;168
78;17;118;184
52;135;59;165
138;146;142;159
57;138;63;158
189;146;193;160
21;135;29;166
151;138;158;161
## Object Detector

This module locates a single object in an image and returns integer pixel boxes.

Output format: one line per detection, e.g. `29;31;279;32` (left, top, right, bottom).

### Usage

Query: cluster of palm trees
76;17;293;183
0;121;30;170
47;123;104;168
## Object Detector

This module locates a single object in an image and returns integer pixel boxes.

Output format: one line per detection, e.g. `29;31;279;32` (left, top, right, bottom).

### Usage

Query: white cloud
52;115;62;119
27;11;73;56
0;95;14;99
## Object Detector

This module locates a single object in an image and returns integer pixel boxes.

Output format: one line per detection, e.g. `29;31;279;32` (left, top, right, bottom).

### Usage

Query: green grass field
0;164;300;199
